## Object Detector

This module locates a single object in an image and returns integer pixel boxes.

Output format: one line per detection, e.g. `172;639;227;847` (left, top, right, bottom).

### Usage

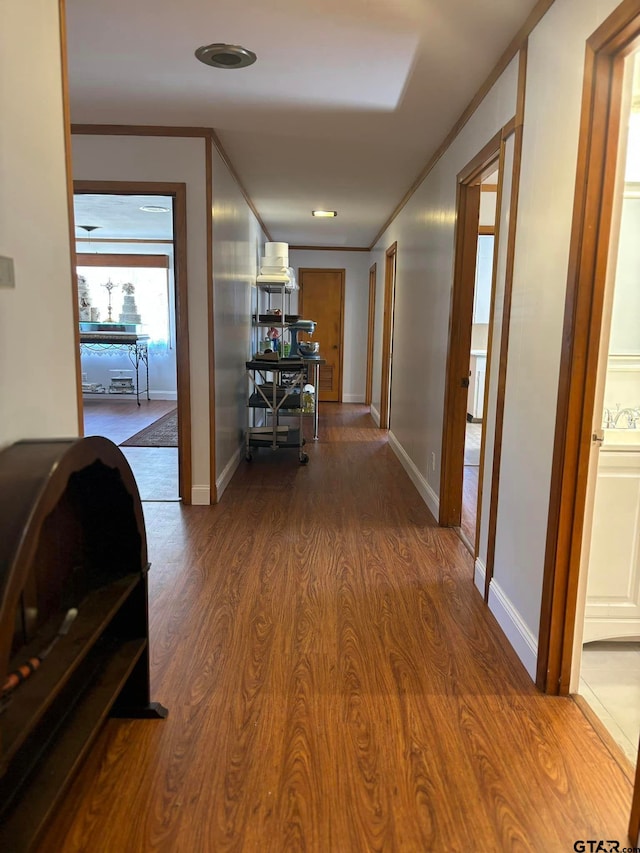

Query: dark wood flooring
37;405;633;851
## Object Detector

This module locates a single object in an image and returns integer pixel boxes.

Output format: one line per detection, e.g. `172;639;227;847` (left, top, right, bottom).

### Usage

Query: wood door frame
298;268;345;402
366;264;376;406
379;243;397;430
73;180;192;504
439;132;501;528
537;3;640;700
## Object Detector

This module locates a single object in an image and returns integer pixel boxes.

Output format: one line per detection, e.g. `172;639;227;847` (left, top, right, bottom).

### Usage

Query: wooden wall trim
458;130;503;183
209;130;272;241
206;137;217;504
485;43;528;600
368;0;557;249
59;0;83;436
76;238;172;245
76;253;169;268
74;179;193;504
365;264;376;406
74;180;186;194
537;9;640;694
439;181;482;526
290;245;370;252
379;244;397;429
71;124;212;138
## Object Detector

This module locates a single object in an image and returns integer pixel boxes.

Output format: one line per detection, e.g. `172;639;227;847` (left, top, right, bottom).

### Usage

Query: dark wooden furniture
0;436;166;851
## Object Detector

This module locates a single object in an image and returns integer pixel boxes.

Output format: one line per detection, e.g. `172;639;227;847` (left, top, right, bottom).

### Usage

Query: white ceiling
66;0;539;247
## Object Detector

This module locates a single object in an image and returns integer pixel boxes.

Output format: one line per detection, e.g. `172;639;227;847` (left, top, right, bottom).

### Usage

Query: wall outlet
0;256;15;288
431;452;436;471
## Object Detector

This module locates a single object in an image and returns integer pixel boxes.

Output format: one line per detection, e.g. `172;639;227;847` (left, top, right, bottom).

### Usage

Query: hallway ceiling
65;0;540;248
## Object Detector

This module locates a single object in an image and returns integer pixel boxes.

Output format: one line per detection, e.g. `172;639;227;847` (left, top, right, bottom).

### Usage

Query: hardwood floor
83;400;178;501
37;405;632;851
461;422;481;545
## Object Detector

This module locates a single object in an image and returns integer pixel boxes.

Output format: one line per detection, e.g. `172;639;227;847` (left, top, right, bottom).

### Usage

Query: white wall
211;144;266;499
0;2;79;446
490;0;620;675
71;135;210;502
289;250;371;402
371;56;519;522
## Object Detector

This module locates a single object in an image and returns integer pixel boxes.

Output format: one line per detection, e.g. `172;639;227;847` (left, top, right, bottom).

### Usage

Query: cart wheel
299;452;309;464
245;452;253;462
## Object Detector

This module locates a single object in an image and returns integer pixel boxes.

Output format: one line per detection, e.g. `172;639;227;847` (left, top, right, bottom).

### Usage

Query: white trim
149;390;178;401
607;354;640;371
370;404;381;427
191;485;210;505
487;578;538;682
216;444;242;501
387;430;439;521
343;393;365;403
474;558;486;596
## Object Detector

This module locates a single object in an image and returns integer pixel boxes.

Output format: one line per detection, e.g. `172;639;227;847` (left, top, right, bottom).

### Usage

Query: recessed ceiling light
312;210;338;218
140;205;170;213
195;43;257;69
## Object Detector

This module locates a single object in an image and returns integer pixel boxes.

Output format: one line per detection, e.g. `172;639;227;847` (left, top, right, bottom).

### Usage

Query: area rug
120;409;178;447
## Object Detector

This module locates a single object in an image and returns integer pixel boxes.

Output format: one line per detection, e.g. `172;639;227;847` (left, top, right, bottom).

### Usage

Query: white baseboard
191;486;210;505
81;391;177;402
216;445;243;501
343;393;365;403
488;578;538;682
474;558;486;596
149;390;178;401
370;404;381;427
387;431;439;522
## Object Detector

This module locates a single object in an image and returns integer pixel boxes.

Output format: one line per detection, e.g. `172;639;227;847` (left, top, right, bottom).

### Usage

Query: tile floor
580;641;640;763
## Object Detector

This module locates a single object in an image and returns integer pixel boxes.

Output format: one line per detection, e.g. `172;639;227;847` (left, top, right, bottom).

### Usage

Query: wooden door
379;244;397;429
365;264;376;406
298;269;345;402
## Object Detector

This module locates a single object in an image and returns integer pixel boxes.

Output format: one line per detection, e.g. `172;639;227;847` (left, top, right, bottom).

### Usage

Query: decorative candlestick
101;280;118;322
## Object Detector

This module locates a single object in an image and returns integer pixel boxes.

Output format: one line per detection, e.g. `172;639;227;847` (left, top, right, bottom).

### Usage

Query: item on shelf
82;382;106;394
77;275;92;322
109;376;135;395
101;279;118;323
119;282;142;324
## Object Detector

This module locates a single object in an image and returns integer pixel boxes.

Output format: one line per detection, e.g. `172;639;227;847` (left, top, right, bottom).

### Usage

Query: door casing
440;134;501;531
379;243;397;430
73;180;192;504
298;268;345;402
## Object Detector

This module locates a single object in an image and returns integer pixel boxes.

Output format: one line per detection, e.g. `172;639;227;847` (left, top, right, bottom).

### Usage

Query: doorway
440;134;502;553
560;47;640;759
461;174;498;546
379;243;397;430
538;6;640;839
298;268;345;402
73;183;191;502
365;263;376;407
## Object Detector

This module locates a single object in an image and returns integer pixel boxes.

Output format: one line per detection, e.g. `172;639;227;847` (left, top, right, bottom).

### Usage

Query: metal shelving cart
245;358;309;463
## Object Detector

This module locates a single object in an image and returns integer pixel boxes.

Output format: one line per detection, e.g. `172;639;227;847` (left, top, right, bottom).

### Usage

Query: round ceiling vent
195;44;257;69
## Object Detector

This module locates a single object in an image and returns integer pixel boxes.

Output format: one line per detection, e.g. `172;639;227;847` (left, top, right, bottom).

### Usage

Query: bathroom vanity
584;429;640;641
